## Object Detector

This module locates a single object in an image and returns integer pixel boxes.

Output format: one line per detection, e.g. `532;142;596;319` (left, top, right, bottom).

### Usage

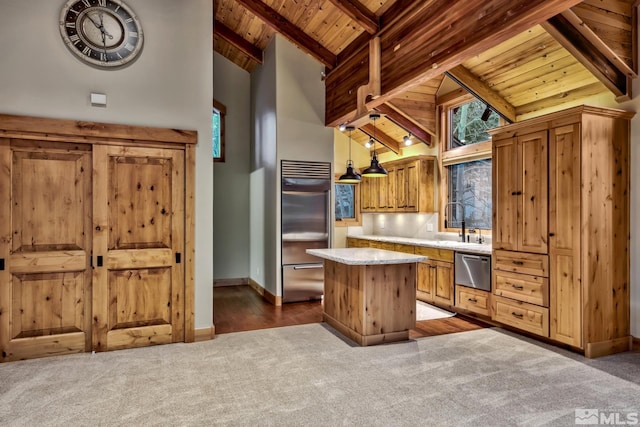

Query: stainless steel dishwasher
454;252;491;291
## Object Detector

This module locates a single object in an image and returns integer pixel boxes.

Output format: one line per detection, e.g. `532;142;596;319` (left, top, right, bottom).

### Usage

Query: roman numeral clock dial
59;0;143;68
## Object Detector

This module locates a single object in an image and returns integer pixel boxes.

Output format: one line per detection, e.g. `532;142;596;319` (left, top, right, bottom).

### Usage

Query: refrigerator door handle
293;265;323;270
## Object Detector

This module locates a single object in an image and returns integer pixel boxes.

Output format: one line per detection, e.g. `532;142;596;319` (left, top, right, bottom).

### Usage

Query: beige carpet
415;301;456;321
1;324;640;426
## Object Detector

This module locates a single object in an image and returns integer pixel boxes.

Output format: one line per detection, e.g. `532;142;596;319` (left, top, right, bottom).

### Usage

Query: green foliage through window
449;99;500;149
212;111;221;159
335;184;355;220
447;159;492;229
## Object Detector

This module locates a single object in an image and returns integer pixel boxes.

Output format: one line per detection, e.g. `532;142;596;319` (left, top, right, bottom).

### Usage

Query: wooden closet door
492;137;518;251
0;139;92;362
92;145;184;351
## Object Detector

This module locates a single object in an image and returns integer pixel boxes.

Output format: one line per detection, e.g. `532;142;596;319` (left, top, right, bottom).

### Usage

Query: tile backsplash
348;213;492;244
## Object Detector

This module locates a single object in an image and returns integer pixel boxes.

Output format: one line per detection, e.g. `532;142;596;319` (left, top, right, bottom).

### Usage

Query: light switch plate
427;223;434;232
90;93;107;107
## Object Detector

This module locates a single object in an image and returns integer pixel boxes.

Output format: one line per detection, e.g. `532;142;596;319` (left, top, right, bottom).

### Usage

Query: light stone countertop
348;235;492;255
307;248;428;265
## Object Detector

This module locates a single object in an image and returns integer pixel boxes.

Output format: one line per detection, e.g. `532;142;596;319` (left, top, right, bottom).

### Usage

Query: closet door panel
1;140;92;362
93;145;184;352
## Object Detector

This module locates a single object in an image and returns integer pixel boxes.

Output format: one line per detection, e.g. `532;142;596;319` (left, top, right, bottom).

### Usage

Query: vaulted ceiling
214;0;637;151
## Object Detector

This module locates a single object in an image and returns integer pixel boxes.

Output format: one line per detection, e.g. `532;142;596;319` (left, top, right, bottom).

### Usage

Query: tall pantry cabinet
490;106;633;358
0;114;197;362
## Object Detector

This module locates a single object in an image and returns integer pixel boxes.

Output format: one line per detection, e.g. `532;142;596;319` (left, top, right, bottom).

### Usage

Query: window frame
438;94;498;234
334;174;361;227
213;99;226;163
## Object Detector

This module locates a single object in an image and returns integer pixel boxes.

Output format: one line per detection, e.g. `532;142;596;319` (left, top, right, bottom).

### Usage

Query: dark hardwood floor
213;285;489;337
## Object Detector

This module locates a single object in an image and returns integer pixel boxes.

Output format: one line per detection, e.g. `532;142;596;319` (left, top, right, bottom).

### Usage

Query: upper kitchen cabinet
492;130;548;254
360;156;436;213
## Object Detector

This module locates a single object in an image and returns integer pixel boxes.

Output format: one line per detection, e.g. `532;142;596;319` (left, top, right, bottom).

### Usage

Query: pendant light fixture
362;113;387;177
338;126;361;183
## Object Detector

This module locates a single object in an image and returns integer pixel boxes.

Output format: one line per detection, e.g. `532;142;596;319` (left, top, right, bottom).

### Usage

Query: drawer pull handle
511;312;524;319
510;284;524;290
467;298;478;304
512;260;524;265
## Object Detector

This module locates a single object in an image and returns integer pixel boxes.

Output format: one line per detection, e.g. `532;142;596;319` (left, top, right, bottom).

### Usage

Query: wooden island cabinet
307;248;426;346
490;106;634;357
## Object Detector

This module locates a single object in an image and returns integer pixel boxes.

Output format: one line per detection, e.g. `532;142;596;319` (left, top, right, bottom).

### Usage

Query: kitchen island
307;248;427;346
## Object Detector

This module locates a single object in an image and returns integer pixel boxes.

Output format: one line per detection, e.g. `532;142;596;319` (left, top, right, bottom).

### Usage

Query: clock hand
98;12;114;40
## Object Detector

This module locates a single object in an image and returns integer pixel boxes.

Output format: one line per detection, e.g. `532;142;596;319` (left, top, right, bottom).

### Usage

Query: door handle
293;265;323;270
176;253;182;264
511;312;524;319
96;256;103;267
509;283;524;290
467;298;478;304
512;260;524;265
0;258;4;271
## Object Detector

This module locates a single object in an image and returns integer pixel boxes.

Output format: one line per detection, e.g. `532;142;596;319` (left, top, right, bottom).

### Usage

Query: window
440;96;501;231
334;181;361;227
213;99;226;162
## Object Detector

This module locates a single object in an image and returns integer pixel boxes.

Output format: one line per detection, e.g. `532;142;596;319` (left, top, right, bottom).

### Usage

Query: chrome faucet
444;201;466;243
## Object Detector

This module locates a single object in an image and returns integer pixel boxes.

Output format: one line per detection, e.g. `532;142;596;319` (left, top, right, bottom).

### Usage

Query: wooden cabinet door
92;145;185;352
492;137;518;251
360;174;378;212
433;261;454;307
378;166;396;211
0;140;92;361
417;261;435;303
549;124;582;348
518;131;548;254
395;164;407;210
405;162;419;211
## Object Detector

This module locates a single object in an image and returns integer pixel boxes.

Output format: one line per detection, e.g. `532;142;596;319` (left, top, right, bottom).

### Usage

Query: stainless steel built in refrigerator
281;160;331;303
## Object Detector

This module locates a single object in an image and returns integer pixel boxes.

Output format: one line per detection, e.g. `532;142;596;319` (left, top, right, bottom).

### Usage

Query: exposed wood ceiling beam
359;123;400;154
326;0;378;34
213;20;263;65
542;11;633;101
325;0;584;127
374;103;432;145
446;65;516;123
234;0;336;69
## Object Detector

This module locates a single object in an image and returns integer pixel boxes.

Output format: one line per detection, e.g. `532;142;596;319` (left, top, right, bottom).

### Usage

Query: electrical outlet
427;223;434;232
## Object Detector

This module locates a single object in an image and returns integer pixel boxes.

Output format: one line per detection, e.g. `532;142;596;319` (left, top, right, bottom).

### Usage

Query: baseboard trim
248;278;282;306
213;278;248;287
632;336;639;352
585;336;631;358
194;326;215;342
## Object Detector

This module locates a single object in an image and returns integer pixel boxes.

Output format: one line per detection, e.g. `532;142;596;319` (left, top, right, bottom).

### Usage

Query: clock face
59;0;144;68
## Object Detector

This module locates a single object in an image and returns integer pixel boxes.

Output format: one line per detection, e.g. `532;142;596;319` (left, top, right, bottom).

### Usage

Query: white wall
0;0;214;329
213;52;250;280
250;35;333;297
250;39;278;292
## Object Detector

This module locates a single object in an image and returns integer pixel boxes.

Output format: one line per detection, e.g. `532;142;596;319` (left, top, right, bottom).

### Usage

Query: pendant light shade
339;126;361;183
362;113;387;177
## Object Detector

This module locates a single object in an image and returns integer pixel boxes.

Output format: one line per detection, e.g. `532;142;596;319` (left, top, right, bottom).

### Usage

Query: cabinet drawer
414;246;454;262
492;295;549;337
493;270;549;307
346;238;369;248
394;243;415;254
493;250;548;277
370;241;395;251
455;286;490;317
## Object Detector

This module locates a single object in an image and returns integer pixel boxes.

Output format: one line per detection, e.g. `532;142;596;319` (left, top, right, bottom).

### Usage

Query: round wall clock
59;0;144;68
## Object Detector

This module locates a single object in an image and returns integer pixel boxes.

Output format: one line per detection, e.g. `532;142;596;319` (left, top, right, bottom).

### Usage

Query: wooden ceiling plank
446;65;516;122
560;9;636;78
515;81;608;116
327;0;379;34
359;123;401;153
234;0;337;69
542;14;631;100
325;0;585;127
214;20;263;64
376;103;433;143
506;68;600;106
